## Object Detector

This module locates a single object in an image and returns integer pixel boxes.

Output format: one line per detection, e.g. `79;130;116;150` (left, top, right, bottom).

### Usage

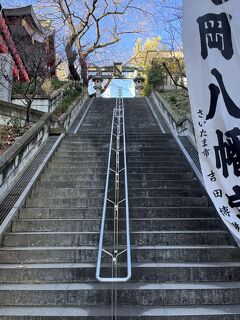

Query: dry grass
0;125;23;156
160;90;191;120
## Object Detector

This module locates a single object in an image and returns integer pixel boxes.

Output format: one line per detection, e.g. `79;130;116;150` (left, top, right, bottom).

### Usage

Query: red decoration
13;64;19;79
0;16;6;29
0;12;29;81
0;42;8;53
21;70;29;81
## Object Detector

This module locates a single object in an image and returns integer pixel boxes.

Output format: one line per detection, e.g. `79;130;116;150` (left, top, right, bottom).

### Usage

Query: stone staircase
0;98;240;318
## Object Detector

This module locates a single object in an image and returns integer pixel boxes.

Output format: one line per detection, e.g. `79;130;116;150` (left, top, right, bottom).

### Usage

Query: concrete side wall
152;91;196;146
51;91;88;134
12;85;67;113
60;94;88;131
0;113;51;201
12;99;50;113
163;76;188;91
0;100;43;126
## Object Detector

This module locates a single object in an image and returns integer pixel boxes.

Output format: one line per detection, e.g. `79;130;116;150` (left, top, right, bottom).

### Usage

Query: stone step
40;173;194;182
44;167;191;175
11;218;221;233
125;127;164;130
26;197;210;208
57;147;178;153
61;140;176;145
67;138;110;143
1;282;240;306
77;128;111;131
65;132;172;137
32;188;205;198
0;246;239;263
54;151;109;157
54;151;183;157
78;126;158;130
58;146;109;152
75;131;164;134
36;180;107;189
4;231;233;247
74;131;168;134
47;161;110;169
74;133;110;136
77;123;111;128
126;125;159;128
1;305;240;319
52;155;185;162
48;161;188;169
66;136;173;142
45;167;109;175
19;207;216;220
47;156;109;162
1;262;240;283
36;180;200;189
78;125;112;128
76;126;111;129
56;149;110;154
40;174;109;182
127;166;191;174
60;141;176;147
66;133;172;138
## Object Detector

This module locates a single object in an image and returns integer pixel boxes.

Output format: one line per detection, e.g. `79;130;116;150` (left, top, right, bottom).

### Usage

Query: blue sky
1;0;183;63
88;79;135;98
102;80;135;98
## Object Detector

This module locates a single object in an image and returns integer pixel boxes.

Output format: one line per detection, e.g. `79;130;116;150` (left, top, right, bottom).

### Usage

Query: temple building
0;4;29;82
3;5;56;78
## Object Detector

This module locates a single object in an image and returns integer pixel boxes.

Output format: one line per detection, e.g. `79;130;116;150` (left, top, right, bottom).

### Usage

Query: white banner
183;0;240;238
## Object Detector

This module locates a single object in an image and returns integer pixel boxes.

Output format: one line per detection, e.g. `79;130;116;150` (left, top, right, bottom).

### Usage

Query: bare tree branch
162;62;187;91
35;0;151;86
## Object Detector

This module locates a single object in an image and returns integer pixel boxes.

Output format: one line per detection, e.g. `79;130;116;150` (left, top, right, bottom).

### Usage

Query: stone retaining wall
51;90;88;134
152;91;196;146
0;113;51;200
0;100;43;126
12;85;68;113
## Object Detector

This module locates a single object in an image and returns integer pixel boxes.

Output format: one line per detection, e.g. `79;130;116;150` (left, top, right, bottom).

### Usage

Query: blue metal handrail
96;92;131;282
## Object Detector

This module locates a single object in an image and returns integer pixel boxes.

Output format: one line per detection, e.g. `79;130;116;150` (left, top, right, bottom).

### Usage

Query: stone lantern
134;76;145;97
92;76;103;98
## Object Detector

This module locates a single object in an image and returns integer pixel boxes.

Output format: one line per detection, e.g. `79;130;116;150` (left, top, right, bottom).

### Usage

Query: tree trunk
66;43;81;81
79;55;89;87
162;62;188;91
25;100;32;126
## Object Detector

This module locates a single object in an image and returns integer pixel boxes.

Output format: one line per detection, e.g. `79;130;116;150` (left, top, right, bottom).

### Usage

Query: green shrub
51;77;67;90
143;83;152;97
169;95;177;103
147;63;165;91
54;87;80;116
7;117;26;135
161;90;191;120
